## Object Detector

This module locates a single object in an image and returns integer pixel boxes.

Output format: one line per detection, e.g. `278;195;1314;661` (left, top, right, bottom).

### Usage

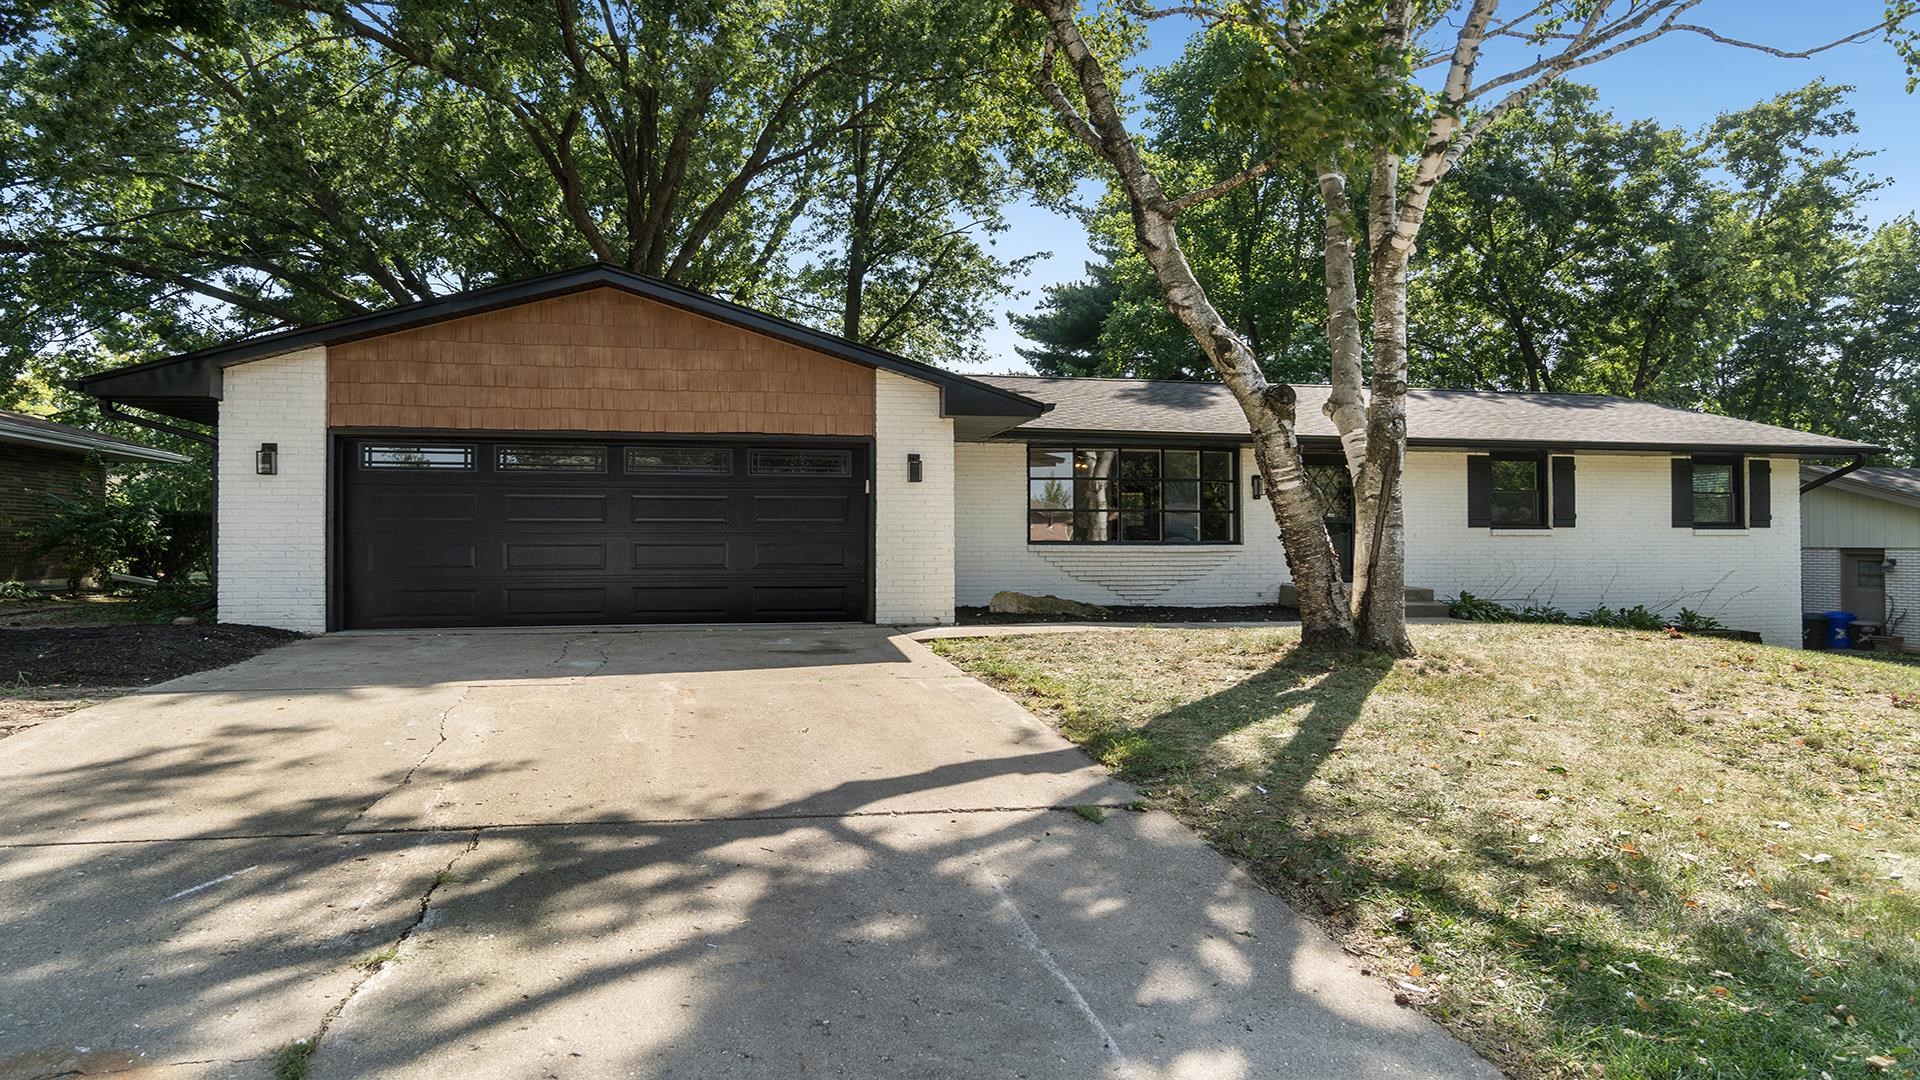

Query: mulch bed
0;623;302;688
957;604;1298;625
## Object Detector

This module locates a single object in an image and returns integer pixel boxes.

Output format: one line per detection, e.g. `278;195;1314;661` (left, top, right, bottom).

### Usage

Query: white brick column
872;370;955;624
216;347;328;632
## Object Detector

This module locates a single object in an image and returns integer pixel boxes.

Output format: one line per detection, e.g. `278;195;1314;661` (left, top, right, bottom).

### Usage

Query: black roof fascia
74;264;1048;423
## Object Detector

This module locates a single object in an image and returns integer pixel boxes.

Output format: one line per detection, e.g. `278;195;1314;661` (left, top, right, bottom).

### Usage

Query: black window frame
1689;454;1744;529
1488;451;1549;529
1027;445;1241;545
358;443;475;471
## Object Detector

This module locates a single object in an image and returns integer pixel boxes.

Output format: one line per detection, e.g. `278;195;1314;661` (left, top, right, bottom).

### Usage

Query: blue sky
964;1;1917;373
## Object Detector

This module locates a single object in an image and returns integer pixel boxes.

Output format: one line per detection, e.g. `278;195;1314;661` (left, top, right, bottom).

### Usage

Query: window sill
1488;528;1553;537
1692;528;1750;537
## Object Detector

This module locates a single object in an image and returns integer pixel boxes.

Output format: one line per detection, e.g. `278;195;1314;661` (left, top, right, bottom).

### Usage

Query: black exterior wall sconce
256;442;278;475
907;453;923;483
1251;473;1264;499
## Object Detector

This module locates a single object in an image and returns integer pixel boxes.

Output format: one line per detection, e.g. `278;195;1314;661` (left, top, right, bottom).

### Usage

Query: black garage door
340;438;869;629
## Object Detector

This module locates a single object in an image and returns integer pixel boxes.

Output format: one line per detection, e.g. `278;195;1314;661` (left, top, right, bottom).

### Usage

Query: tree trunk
1358;220;1413;656
1023;0;1354;647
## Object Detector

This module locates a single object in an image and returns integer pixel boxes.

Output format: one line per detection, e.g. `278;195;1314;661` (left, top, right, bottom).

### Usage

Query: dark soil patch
957;604;1298;625
0;623;302;689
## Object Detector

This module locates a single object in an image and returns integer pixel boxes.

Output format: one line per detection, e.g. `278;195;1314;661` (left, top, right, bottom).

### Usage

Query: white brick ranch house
77;265;1878;646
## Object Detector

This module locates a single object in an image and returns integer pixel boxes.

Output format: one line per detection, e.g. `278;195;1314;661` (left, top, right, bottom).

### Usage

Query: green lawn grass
932;624;1920;1079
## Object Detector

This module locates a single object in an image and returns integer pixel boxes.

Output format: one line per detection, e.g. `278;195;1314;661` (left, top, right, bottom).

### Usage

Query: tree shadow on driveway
0;633;1492;1080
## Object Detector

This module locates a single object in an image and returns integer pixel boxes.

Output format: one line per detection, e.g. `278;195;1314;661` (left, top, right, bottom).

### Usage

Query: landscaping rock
987;591;1111;618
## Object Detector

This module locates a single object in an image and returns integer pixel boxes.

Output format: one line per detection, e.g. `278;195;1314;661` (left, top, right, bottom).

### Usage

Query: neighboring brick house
1801;466;1920;645
0;410;189;584
73;264;1880;644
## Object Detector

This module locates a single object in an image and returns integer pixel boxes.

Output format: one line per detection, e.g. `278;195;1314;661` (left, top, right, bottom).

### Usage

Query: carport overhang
72;263;1051;437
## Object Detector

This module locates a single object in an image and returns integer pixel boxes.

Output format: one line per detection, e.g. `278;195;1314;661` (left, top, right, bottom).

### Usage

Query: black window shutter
1467;455;1492;527
1748;458;1772;528
1551;456;1576;528
1671;458;1693;527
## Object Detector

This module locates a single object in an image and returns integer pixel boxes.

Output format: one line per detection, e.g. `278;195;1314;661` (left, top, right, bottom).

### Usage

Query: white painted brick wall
954;442;1288;608
1890;551;1920;634
954;444;1805;645
1802;548;1843;613
1403;452;1803;646
873;371;955;624
217;347;328;632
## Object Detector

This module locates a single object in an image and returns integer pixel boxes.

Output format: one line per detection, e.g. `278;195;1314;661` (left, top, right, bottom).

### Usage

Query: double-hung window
1029;447;1238;544
1689;456;1741;527
1490;453;1547;527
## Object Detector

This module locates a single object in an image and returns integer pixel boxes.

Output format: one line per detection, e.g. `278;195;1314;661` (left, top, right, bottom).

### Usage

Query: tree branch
1167;158;1276;215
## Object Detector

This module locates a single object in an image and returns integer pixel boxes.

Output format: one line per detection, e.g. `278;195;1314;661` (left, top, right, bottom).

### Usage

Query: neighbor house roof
1802;465;1920;509
75;264;1048;435
976;375;1882;456
0;409;189;464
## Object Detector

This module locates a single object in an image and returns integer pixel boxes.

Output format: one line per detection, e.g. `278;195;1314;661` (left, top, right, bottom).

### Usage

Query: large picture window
1028;447;1237;544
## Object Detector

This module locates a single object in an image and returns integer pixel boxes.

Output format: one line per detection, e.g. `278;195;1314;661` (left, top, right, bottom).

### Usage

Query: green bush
1447;593;1720;633
0;580;37;601
1674;607;1726;633
23;491;156;591
1447;591;1516;622
1581;604;1666;631
22;490;209;591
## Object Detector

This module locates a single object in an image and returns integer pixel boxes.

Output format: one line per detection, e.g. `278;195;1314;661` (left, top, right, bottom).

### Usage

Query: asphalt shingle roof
977;375;1879;455
1813;466;1920;504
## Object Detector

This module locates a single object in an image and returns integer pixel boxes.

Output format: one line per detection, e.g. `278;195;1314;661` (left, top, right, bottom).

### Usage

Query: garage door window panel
626;447;732;475
751;449;850;476
361;444;474;470
498;445;606;472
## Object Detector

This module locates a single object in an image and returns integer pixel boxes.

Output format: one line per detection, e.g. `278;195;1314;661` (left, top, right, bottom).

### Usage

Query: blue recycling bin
1824;611;1856;649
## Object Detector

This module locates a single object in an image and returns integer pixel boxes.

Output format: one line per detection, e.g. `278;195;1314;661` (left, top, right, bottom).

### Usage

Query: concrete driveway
0;626;1496;1080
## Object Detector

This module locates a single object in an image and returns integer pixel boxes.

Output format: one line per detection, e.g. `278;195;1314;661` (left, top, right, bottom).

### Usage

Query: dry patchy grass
933;623;1920;1079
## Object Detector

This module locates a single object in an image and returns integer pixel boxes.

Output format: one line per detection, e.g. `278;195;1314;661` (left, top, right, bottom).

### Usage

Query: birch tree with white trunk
1017;0;1909;655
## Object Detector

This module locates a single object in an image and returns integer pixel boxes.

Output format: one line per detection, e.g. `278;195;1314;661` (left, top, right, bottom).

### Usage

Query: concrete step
1404;586;1436;603
1405;602;1454;619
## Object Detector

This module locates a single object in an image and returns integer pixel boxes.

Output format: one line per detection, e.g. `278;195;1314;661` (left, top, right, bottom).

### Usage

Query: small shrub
1580;604;1665;631
1447;591;1516;622
1517;603;1571;623
0;580;37;601
1674;607;1725;633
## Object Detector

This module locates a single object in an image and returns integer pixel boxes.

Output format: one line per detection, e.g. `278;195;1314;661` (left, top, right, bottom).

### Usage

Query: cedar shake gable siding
327;287;876;436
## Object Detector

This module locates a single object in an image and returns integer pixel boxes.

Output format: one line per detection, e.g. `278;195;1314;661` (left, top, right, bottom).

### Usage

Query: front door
1841;550;1888;625
1303;457;1356;583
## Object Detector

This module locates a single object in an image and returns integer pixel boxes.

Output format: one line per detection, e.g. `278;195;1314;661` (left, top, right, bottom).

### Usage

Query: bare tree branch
1167;158;1277;215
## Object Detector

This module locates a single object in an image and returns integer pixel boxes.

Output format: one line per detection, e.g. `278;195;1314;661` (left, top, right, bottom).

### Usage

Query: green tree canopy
1;0;1059;402
1011;25;1335;383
